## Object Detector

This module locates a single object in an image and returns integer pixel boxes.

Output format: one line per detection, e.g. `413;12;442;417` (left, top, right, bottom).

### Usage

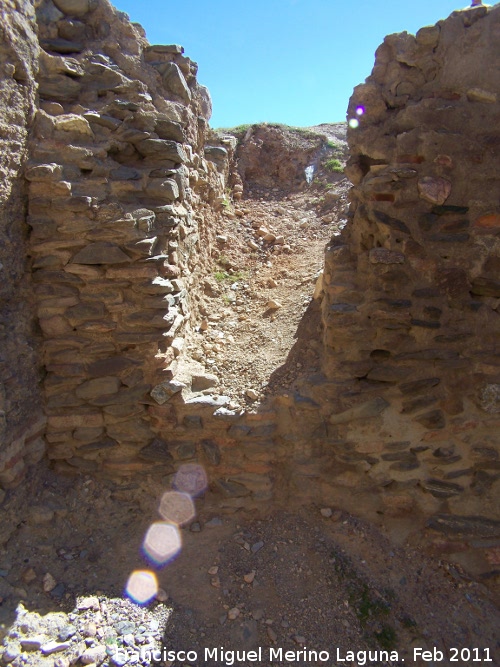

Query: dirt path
1;465;499;666
188;182;349;406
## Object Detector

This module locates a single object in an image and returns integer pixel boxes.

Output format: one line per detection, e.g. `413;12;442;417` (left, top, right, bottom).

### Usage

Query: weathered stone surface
38;74;81;101
418;177;451;205
138;438;173;463
75;377;121;400
191;372;218;392
71;243;131;264
369;248;405;264
161;63;191;103
136;139;187;163
427;514;500;537
414;410;446;430
145;179;179;201
52;0;90;17
53;114;93;136
329;397;389;424
155;118;185;142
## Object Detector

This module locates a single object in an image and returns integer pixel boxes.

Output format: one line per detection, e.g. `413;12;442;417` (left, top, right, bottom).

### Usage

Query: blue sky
114;0;464;128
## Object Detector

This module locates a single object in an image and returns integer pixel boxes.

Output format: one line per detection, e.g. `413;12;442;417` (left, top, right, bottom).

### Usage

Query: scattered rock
42;572;57;592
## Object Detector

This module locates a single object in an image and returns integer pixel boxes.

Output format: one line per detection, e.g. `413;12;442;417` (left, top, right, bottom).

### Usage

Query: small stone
80;645;107;664
247;240;259;250
244;571;256;584
54;657;70;667
417;177;451;205
251;541;264;554
51;582;65;598
320;508;333;518
43;572;57;592
82;622;97;638
227;607;240;620
246;388;259;401
466;88;496;104
110;652;129;667
274;236;285;245
267;627;278;643
211;576;221;588
156;588;169;602
266;299;282;310
267;278;278;288
77;596;100;611
41;641;71;655
252;609;264;620
208;566;219;575
115;620;135;636
293;635;306;645
21;568;37;583
2;645;21;663
58;625;77;641
20;637;44;651
205;517;223;527
190;522;201;532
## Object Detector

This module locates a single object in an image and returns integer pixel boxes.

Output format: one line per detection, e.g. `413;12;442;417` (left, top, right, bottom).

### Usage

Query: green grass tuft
324;157;344;173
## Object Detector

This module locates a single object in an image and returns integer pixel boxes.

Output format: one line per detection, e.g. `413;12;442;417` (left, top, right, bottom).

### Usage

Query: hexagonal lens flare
143;521;181;566
172;463;208;497
125;570;158;605
158;491;195;526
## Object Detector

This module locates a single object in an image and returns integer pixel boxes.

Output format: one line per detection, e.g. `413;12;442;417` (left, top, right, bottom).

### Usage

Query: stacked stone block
25;0;222;477
319;4;500;515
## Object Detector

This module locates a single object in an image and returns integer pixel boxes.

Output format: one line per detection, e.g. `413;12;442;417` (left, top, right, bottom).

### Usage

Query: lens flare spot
159;491;195;525
143;522;181;565
173;464;208;497
356;106;365;116
348;118;360;129
125;570;158;605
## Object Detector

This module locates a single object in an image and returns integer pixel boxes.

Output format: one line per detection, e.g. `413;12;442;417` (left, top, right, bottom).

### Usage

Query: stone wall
1;0;499;552
319;3;500;518
24;0;226;477
0;0;46;491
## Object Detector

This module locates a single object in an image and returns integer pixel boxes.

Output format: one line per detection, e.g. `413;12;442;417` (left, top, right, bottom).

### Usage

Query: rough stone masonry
0;0;499;549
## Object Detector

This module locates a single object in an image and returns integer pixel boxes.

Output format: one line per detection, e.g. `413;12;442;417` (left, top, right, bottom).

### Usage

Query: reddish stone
451;420;479;433
434;154;453;168
474;213;500;230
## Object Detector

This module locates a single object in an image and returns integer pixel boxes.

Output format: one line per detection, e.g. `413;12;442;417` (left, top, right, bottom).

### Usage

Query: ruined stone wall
0;0;46;491
23;0;226;477
1;0;499;541
320;4;500;517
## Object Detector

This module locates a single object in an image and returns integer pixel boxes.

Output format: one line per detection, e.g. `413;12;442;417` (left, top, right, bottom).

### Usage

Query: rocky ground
1;464;499;667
